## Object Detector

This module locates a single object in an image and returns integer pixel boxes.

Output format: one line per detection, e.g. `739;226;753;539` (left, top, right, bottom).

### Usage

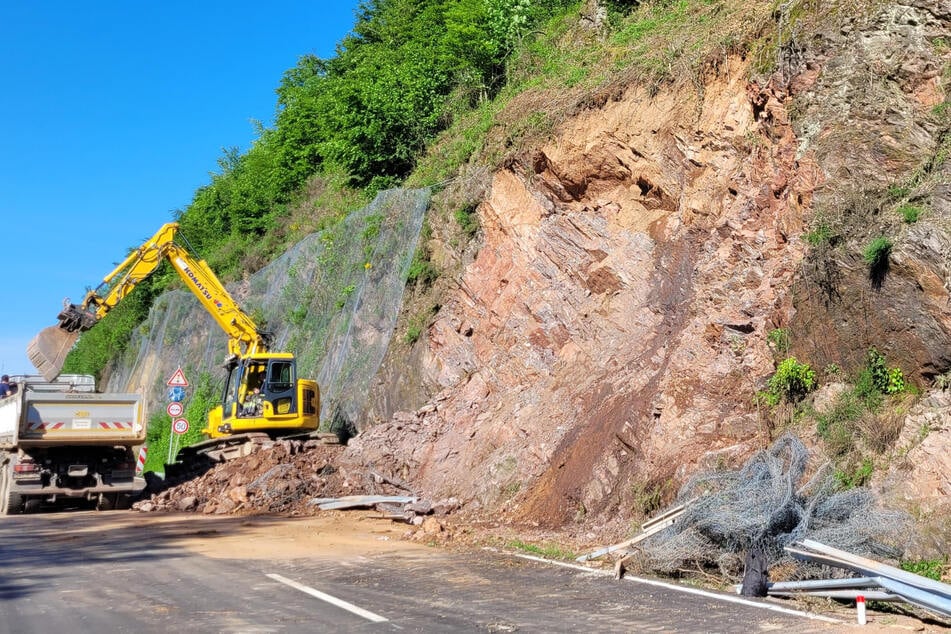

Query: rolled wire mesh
635;433;911;579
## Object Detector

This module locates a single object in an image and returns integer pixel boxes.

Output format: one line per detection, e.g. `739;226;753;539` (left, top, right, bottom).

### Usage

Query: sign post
165;368;190;464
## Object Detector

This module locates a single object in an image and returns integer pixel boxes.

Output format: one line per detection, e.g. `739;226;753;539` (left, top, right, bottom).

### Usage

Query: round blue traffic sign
167;386;186;403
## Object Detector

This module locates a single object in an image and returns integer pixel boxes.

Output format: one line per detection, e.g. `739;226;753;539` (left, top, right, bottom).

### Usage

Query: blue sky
0;1;359;377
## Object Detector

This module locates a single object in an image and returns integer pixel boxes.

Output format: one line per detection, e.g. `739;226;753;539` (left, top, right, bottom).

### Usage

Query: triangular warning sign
166;367;189;387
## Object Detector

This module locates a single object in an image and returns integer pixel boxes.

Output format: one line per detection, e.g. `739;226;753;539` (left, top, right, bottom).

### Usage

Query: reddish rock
177;496;198;512
348;5;951;532
228;486;248;504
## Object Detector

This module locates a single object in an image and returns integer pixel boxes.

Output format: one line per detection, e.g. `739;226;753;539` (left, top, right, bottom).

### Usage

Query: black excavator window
264;360;296;415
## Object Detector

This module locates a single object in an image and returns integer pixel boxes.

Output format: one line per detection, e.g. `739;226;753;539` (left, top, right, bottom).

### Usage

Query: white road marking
265;573;388;623
513;554;841;624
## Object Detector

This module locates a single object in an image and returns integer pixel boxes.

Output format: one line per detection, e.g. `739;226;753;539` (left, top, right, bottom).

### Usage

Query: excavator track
179;433;272;464
177;430;340;464
161;430;340;484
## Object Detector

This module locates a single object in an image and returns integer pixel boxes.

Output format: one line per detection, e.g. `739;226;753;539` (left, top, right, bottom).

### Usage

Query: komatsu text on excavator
27;222;320;446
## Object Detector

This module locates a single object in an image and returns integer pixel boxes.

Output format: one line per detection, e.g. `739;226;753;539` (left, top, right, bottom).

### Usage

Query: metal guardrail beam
785;540;951;618
874;577;951;618
575;497;699;563
575;511;683;562
768;589;900;602
734;577;881;593
794;539;951;599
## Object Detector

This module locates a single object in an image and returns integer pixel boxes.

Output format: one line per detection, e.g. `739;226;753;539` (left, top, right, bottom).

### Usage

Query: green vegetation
336;284;357;310
759;357;817;406
886;184;910;200
862;237;892;267
864;348;906;395
405;321;424;345
803;221;834;247
406;251;439;287
815;390;863;455
897;203;922;223
406;220;439;287
823;363;841;378
834;457;874;489
454;203;481;239
766;328;789;356
505;539;576;560
810;348;911;488
900;557;948;581
404;304;439;344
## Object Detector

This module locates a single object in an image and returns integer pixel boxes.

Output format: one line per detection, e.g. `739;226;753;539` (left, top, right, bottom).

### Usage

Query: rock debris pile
134;439;446;519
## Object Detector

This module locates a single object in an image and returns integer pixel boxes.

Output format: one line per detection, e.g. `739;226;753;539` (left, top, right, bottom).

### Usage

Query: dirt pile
134;439;462;535
136;441;367;516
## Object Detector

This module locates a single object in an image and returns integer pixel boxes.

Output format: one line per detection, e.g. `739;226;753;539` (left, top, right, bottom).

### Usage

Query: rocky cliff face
347;1;951;533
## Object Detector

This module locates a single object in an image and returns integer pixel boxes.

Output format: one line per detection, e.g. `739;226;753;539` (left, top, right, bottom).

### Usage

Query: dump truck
0;374;146;514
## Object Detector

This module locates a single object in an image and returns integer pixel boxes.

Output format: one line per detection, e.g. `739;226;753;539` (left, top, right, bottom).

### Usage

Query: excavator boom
27;222;269;379
27;221;319;442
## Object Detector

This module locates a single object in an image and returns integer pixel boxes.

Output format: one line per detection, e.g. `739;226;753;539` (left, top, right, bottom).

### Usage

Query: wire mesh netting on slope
632;434;912;580
105;188;430;430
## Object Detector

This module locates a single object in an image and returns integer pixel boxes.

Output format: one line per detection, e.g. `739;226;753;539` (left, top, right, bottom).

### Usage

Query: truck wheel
0;463;24;515
96;493;120;511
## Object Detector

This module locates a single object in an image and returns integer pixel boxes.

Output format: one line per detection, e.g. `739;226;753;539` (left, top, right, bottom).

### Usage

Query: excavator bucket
26;325;80;381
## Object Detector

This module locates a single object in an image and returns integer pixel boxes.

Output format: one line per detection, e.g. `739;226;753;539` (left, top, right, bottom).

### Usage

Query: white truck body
0;374;146;514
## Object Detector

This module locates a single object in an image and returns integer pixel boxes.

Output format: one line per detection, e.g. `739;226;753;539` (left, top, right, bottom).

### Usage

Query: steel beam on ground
785;540;951;618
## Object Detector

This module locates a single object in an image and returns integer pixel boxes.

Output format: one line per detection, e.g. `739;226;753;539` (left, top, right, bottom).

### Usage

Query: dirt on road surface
40;508;431;561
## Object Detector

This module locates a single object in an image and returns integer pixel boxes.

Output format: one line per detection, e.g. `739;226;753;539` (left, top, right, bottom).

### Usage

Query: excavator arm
28;222;270;380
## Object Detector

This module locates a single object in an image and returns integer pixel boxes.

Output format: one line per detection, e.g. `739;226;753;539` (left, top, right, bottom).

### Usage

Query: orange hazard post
136;446;148;474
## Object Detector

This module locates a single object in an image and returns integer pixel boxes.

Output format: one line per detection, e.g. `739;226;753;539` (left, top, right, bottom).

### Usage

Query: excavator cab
205;353;319;439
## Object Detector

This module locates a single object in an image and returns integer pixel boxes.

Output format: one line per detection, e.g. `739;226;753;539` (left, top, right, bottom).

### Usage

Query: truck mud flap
0;459;25;515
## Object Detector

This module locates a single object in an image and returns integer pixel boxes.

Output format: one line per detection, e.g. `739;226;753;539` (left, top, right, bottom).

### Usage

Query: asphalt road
0;511;841;633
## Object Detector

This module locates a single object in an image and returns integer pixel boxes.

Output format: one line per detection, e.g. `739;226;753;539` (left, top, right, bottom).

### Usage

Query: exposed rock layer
347;2;951;530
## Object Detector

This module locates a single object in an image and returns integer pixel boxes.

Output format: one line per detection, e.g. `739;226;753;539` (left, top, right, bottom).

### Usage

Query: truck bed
0;390;145;448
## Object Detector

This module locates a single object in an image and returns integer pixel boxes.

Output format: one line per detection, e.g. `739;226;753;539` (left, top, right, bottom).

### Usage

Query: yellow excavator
27;222;320;448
